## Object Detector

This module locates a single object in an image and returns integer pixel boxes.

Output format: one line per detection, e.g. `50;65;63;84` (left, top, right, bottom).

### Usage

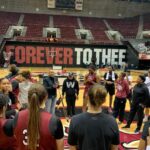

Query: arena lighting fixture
62;10;67;14
89;11;92;15
118;13;122;17
1;5;5;9
36;8;39;12
46;37;58;42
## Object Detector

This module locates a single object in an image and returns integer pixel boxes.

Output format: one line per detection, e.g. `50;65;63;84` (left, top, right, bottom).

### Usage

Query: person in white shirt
125;70;133;108
143;69;150;122
18;70;33;109
103;66;118;113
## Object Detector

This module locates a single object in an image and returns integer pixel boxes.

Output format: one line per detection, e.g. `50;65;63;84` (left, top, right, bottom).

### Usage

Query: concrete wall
0;0;149;18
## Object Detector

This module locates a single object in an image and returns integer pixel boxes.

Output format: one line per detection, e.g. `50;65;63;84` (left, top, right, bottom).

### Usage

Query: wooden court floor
0;67;147;149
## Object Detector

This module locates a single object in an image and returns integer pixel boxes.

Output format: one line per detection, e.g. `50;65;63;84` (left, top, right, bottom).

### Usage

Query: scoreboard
47;0;83;10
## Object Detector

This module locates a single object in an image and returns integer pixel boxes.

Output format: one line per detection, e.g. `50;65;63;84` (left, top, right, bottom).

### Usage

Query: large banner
3;42;127;67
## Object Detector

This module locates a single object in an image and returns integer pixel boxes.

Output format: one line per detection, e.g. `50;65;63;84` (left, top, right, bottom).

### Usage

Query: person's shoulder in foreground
139;120;150;150
68;112;119;150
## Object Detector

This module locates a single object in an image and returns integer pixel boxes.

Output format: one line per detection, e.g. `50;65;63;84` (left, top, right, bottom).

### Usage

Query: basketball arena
0;0;150;150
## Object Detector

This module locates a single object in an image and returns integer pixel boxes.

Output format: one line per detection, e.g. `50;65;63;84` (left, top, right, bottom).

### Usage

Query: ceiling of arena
0;0;149;18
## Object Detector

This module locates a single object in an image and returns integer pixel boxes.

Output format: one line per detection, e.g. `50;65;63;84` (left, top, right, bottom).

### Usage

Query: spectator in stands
68;84;120;150
62;72;79;117
83;64;100;112
0;94;17;150
113;72;130;124
143;69;150;122
123;75;149;133
3;84;64;150
18;70;33;109
104;66;118;113
43;69;59;114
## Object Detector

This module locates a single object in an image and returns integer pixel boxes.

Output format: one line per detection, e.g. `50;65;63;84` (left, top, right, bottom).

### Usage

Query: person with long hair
0;78;17;118
104;66;118;113
18;70;33;109
113;72;130;124
68;84;120;150
82;64;100;112
0;94;17;149
4;84;64;150
125;70;133;109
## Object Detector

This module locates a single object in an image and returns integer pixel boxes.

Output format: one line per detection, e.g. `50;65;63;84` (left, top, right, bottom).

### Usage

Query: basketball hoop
3;51;12;68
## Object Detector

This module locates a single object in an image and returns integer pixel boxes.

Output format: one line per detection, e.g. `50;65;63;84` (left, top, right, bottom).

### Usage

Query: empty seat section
0;11;20;34
107;17;139;38
23;13;49;37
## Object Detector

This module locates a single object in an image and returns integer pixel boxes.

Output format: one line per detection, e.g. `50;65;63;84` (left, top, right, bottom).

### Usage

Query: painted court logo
63;124;69;150
63;123;141;150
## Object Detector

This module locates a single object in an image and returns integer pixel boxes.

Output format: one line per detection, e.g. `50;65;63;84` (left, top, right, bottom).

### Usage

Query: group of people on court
1;63;150;150
82;64;150;149
104;66;150;135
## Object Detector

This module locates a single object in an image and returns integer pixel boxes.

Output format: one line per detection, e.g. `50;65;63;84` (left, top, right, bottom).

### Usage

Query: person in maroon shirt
83;65;100;112
4;83;64;150
0;94;17;150
113;72;130;124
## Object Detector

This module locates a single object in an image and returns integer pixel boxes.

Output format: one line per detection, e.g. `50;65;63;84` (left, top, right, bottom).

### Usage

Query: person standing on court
83;64;100;112
123;75;149;133
18;71;33;109
0;94;17;150
125;70;133;108
68;84;120;150
143;69;150;122
0;78;17;118
3;84;64;150
62;72;79;117
43;69;59;114
138;119;150;150
104;66;118;113
113;72;130;124
5;64;19;80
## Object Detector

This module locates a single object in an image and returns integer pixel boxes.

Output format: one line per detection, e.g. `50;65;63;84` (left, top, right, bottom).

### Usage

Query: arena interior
0;0;150;150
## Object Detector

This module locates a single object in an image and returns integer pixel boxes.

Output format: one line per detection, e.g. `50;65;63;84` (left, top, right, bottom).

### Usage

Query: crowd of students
0;64;150;150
